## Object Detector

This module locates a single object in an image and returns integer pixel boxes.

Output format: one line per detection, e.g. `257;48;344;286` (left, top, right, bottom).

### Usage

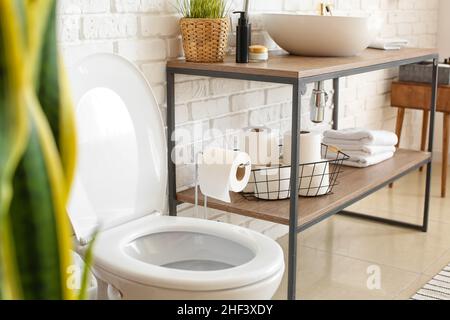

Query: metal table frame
166;54;439;300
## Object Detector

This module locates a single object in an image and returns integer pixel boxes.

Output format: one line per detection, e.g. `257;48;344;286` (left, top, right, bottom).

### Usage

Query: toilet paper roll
283;131;322;165
299;161;330;197
254;166;291;200
198;148;252;203
241;127;280;166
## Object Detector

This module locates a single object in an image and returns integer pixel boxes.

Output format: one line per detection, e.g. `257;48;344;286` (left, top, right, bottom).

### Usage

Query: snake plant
0;0;78;299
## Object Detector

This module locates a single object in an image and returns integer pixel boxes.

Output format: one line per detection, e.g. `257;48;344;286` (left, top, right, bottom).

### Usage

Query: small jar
249;45;269;62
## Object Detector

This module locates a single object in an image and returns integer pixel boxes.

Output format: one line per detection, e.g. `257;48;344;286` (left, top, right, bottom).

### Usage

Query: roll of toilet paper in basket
198;148;252;203
283;131;322;165
254;166;292;200
243;165;266;194
299;161;330;197
241;127;280;166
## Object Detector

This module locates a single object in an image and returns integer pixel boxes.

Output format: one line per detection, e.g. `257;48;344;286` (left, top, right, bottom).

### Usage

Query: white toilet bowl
93;215;284;300
67;53;285;300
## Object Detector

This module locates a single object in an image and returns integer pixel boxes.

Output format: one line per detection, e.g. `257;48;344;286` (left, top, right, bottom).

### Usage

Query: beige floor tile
350;164;450;224
422;248;450;276
276;164;450;300
394;274;433;300
273;246;420;300
298;216;450;273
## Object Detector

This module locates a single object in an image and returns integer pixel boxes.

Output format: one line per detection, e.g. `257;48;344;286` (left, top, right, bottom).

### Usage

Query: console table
166;48;439;300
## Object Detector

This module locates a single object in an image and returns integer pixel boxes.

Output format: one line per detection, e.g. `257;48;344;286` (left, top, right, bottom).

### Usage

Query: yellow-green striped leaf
0;0;30;299
1;0;76;300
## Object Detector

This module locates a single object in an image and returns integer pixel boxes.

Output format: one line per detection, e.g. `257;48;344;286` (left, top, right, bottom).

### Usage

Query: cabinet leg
390;108;405;188
420;110;429;172
442;113;449;198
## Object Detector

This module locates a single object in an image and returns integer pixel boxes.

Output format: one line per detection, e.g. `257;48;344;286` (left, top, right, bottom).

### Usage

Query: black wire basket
241;144;349;201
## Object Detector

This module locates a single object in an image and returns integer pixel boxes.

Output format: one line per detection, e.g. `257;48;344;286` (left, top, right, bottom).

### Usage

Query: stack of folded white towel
369;38;409;50
323;129;398;168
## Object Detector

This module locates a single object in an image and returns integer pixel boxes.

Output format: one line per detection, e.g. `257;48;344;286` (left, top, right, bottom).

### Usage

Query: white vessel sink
262;13;379;57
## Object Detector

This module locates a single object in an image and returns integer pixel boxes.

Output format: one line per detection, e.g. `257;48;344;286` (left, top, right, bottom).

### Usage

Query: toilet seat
68;53;167;243
93;215;284;291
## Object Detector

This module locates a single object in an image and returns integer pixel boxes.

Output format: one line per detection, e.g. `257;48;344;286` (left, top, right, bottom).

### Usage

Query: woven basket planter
180;18;230;63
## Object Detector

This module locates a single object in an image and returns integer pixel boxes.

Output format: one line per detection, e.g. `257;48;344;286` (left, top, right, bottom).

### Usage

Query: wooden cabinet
391;81;450;197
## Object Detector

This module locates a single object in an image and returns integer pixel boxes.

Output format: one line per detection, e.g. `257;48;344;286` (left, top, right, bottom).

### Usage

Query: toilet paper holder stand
193;151;250;219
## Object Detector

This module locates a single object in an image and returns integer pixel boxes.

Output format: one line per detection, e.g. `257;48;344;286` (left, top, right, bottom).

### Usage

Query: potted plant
177;0;230;63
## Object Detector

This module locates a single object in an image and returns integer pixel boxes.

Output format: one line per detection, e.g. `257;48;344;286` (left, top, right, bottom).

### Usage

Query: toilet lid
67;54;167;242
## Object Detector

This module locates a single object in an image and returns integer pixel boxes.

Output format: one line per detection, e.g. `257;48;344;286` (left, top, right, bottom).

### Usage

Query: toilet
67;53;285;300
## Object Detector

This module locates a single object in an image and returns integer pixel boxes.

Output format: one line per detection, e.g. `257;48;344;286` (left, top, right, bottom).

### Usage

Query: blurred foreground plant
0;0;80;300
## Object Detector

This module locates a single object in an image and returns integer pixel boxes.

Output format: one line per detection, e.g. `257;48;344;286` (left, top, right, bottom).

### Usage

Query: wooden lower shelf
177;149;431;230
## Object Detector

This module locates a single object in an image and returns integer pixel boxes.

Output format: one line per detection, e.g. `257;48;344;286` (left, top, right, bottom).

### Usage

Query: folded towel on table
327;149;396;160
326;145;397;158
323;129;398;146
369;38;409;50
335;152;395;168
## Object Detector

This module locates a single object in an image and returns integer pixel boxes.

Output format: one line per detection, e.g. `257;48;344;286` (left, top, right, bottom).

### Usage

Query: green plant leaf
29;1;78;298
0;0;76;300
9;120;63;299
78;231;98;300
24;0;76;185
0;0;30;300
176;0;230;18
7;87;76;300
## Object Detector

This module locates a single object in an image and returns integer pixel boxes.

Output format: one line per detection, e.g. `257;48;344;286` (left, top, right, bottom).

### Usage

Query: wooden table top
167;48;439;80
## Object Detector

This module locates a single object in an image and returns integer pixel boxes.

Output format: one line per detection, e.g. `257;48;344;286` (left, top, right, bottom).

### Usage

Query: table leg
287;81;303;301
420;110;429;172
167;71;177;216
423;58;439;232
332;78;340;130
395;108;406;144
390;107;405;188
442;113;449;198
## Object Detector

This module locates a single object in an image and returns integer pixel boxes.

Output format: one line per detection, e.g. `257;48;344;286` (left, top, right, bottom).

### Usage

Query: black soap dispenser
233;11;251;63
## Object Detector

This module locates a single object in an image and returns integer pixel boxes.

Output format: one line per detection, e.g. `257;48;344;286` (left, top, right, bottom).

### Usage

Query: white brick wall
58;0;440;240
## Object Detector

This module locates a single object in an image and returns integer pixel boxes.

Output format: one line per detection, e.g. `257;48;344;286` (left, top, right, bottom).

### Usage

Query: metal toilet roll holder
194;150;250;220
194;151;207;219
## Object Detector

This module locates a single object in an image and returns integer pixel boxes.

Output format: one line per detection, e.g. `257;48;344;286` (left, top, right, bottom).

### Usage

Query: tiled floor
274;164;450;300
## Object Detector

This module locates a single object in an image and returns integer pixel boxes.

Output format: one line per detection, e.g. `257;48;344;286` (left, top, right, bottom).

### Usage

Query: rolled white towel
369;38;409;50
323;129;398;147
338;152;395;168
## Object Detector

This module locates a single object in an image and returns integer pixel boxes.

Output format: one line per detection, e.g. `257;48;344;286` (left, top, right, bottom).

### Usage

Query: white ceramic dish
262;13;380;57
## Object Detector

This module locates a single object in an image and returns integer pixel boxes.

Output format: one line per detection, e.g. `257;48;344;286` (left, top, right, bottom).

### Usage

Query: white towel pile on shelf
323;129;398;168
369;38;409;50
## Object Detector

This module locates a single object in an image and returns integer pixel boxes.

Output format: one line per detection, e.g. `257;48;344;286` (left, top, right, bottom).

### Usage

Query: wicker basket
180;18;230;63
